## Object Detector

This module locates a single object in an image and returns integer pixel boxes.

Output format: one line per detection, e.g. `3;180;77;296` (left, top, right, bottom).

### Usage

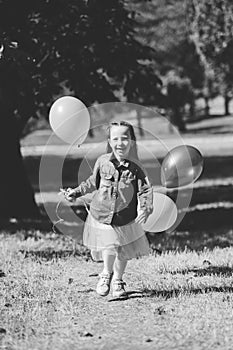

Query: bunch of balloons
142;145;204;233
49;96;204;234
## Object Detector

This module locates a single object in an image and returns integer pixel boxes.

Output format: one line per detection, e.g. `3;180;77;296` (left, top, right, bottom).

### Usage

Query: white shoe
96;272;112;297
112;279;127;298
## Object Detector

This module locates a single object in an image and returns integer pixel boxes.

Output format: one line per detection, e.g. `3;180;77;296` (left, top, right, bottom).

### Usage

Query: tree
127;0;187;73
188;0;233;115
128;0;206;122
0;0;162;219
0;40;39;219
165;71;193;131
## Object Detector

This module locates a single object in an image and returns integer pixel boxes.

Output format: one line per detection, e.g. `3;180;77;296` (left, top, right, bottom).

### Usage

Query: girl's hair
106;121;139;160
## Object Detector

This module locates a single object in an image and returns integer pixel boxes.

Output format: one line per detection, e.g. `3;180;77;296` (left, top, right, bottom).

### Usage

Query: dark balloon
161;145;204;188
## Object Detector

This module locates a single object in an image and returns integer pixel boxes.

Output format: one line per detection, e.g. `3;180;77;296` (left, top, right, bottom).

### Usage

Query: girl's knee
103;248;116;256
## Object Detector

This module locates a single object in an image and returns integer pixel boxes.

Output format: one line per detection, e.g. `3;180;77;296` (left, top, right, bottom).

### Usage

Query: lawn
1;232;233;350
1;108;233;349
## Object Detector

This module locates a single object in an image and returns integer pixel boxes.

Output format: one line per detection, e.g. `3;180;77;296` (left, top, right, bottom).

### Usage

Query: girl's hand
135;210;148;224
60;188;77;202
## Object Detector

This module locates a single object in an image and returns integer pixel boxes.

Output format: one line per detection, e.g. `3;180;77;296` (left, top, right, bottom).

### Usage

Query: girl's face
108;125;132;161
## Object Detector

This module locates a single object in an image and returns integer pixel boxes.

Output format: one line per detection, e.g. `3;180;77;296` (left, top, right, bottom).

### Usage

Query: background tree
0;39;39;219
0;0;162;219
164;71;193;132
128;0;206;123
188;0;233;116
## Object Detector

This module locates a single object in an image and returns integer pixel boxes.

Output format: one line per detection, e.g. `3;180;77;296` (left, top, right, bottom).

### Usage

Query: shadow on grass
186;113;231;124
148;226;233;252
0;204;85;235
108;285;233;302
185;126;233;135
19;248;92;261
170;265;233;277
141;285;233;300
0;217;54;234
108;290;146;302
76;289;95;294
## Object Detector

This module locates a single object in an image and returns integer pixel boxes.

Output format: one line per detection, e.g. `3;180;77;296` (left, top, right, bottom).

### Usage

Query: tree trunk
224;93;231;116
0;114;40;219
171;106;186;132
204;97;210;117
189;97;195;119
136;111;144;137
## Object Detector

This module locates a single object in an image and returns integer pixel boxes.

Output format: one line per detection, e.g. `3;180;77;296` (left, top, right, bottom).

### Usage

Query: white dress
83;213;150;261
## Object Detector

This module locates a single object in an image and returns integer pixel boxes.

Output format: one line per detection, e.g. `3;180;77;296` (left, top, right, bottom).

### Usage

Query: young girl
64;121;153;298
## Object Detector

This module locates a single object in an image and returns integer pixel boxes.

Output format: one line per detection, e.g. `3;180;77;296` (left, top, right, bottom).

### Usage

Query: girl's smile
108;125;132;161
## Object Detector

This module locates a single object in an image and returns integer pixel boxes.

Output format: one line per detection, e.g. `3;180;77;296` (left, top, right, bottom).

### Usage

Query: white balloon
49;96;90;145
142;192;177;232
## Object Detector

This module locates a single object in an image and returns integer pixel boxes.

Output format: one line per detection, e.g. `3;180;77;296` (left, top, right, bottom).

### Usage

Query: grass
1;231;233;349
4;108;233;349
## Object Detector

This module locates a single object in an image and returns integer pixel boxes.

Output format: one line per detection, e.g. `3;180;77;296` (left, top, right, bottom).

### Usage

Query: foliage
0;0;162;130
188;0;233;64
128;0;206;105
188;0;233;97
127;0;187;70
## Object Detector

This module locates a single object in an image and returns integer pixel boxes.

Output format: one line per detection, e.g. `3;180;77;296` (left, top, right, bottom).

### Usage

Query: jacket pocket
100;162;116;180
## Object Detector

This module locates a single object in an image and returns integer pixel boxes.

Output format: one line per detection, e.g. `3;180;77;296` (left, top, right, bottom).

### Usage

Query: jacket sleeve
72;157;101;197
137;166;153;216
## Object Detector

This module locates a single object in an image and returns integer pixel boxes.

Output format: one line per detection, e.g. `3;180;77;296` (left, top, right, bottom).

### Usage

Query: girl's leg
113;257;127;280
112;257;128;297
102;249;116;275
96;249;116;297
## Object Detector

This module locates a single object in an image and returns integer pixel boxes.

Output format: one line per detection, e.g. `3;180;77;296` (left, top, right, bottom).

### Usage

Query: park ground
1;99;233;349
1;235;233;350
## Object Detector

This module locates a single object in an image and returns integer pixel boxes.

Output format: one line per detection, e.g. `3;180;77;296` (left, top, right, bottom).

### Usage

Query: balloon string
53;195;90;234
52;197;90;254
84;155;93;174
53;198;64;233
83;155;92;214
53;150;93;233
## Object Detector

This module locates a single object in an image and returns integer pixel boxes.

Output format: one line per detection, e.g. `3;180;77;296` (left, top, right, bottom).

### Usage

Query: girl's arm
136;165;153;223
73;157;101;196
64;157;100;201
137;176;153;215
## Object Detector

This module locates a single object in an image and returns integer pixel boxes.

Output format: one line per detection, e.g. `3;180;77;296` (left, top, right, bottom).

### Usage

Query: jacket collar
110;152;130;168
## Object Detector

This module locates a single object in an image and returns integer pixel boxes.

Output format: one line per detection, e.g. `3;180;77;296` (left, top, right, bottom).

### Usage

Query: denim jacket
73;153;153;226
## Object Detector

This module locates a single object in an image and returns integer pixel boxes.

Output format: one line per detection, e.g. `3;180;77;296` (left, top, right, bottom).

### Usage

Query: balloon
49;96;90;145
141;192;178;232
161;145;204;188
